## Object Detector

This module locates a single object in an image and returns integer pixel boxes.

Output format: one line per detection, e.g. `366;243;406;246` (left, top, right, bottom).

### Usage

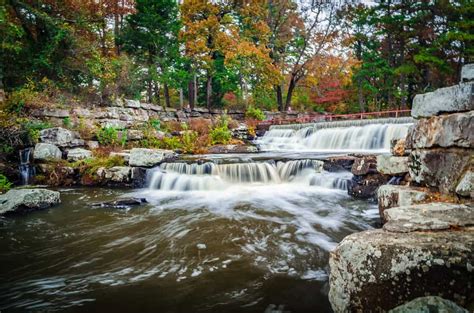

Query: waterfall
19;148;35;185
309;172;353;191
147;160;350;192
257;119;412;152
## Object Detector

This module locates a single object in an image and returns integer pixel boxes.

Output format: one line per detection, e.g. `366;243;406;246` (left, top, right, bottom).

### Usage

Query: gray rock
127;129;144;141
389;296;468;313
92;197;147;209
176;110;187;120
207;144;258;154
149;104;163;112
406;111;474;149
99;119;128;129
409;148;471;194
0;189;60;215
32;108;70;118
33;143;62;161
323;156;357;172
111;98;124;107
456;170;473;198
349;173;389;200
376;155;409;175
97;166;131;183
67;148;92;161
383;202;474;232
390;138;408;156
129;148;174;167
85;141;99;149
110;151;130;162
131;167;148;188
461;63;474;82
39;127;84;147
377;185;430;222
412;83;474;118
124;99;141;108
328;228;474;312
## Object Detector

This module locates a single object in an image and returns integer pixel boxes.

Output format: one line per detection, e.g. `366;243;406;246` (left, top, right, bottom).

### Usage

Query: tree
121;0;181;106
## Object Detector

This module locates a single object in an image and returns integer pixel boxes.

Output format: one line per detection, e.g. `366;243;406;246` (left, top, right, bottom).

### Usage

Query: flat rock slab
461;63;474;82
329;228;474;312
376;155;409;175
129;148;175;167
377;185;431;222
412;83;473;118
0;189;60;215
383;202;474;232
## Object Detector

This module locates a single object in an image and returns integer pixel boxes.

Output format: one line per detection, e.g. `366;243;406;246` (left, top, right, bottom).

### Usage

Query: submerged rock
0;188;60;215
348;173;389;200
376;155;409;175
33;143;63;161
383;202;474;233
329;228;474;312
377;185;431;222
411;83;473;118
92;197;147;209
129;148;175;167
389;296;468;313
323;156;357;172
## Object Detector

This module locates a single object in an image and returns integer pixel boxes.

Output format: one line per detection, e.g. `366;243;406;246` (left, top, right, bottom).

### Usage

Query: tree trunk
154;82;161;106
147;80;153;103
275;85;284;111
206;73;212;111
179;88;184;109
357;76;366;113
164;83;170;108
194;74;198;107
285;77;296;111
188;79;195;110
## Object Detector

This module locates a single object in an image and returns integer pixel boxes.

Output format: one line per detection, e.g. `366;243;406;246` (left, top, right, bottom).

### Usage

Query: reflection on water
0;173;378;312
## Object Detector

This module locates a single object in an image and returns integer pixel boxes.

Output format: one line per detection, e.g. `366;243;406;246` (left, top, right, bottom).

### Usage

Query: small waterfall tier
19;148;35;185
147;160;351;192
257;117;413;152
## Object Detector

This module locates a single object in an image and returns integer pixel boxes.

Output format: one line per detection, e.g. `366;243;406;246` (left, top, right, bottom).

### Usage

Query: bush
149;118;161;130
22;120;52;144
63;117;72;128
159;136;183;150
0;174;12;193
96;126;126;146
245;106;265;121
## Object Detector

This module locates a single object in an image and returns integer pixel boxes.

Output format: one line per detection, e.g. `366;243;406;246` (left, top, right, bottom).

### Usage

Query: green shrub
0;174;12;193
62;117;72;128
312;104;325;113
210;115;232;145
149;119;161;130
96;126;123;146
73;155;125;177
22;120;52;144
160;136;183;150
181;130;198;153
245;106;265;121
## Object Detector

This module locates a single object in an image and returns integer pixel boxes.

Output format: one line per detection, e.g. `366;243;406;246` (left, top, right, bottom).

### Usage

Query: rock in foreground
0;189;60;215
329;228;474;312
128;148;174;167
389;296;468;313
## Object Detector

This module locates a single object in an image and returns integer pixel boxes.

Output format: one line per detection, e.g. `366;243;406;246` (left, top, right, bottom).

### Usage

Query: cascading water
19;148;35;185
257;118;413;152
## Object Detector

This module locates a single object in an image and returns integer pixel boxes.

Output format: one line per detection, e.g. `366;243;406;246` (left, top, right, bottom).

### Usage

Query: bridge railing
258;109;411;127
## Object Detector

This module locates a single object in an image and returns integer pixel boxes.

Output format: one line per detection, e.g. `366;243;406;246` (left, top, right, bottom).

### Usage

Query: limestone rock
377;185;430;222
99;119;128;129
207;144;258;154
39;127;84;147
409;148;471;194
383;203;474;233
131;167;148;188
328;228;474;312
127;129;144;141
349;173;389;200
351;155;377;176
85;141;99;149
67;148;92;161
129;148;174;167
377;155;409;175
32;108;70;118
323;156;357;172
110;151;130;162
97;166;131;183
389;296;468;313
124;99;140;108
406;111;474;149
456;170;474;198
92;197;147;208
461;63;474;82
0;188;60;215
411;83;474;118
33;143;62;161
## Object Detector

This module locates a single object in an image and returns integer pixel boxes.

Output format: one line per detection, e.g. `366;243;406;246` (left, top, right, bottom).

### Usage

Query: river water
0;121;411;312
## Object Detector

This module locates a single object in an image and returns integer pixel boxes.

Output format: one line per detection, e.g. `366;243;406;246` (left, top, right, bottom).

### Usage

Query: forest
1;0;473;114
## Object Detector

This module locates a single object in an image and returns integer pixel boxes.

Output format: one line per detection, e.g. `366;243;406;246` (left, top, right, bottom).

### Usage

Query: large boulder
377;185;431;222
0;188;60;215
406;111;474;149
128;148;174;167
348;173;389;200
390;138;407;156
383;203;474;233
409;148;471;194
376;155;409;175
329;228;474;312
323;156;357;172
456;170;473;198
67;148;92;161
411;83;474;118
97;166;131;184
389;296;469;313
33;143;62;161
39;127;84;148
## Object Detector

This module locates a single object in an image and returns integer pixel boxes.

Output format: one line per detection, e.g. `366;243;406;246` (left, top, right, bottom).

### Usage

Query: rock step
0;189;60;215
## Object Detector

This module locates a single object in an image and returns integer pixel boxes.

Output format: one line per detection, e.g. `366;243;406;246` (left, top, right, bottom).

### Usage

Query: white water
257;120;412;152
